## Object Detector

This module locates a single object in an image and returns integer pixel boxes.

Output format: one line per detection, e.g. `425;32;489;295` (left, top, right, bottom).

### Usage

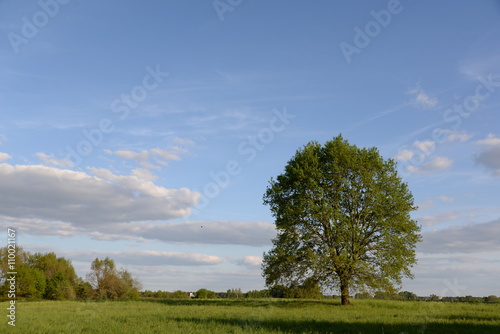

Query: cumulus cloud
0;163;199;226
419;218;500;253
405;156;453;174
393;141;435;163
0;152;11;162
233;255;263;268
475;133;500;146
407;84;439;109
36;152;74;167
474;134;500;175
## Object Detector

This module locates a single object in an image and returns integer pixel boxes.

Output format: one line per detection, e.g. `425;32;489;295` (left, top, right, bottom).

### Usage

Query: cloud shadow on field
168;316;500;334
137;299;500;333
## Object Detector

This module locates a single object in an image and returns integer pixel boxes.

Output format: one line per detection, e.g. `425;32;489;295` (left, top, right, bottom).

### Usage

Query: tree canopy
0;248;141;301
262;135;421;305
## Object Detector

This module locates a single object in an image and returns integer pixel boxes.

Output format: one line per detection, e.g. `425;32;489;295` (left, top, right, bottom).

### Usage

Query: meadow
2;299;500;334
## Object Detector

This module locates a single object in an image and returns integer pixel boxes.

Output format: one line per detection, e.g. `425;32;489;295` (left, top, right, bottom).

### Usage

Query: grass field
2;299;500;333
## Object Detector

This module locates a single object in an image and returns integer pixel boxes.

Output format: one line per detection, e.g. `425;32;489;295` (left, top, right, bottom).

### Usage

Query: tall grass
1;299;499;333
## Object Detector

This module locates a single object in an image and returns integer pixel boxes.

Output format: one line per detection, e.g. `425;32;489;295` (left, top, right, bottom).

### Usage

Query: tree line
141;281;323;300
0;247;141;301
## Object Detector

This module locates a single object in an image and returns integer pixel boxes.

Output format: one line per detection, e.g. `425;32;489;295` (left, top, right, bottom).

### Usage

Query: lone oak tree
262;135;421;305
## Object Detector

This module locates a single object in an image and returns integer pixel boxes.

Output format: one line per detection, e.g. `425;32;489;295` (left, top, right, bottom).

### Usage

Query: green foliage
270;285;289;298
86;257;141;300
262;135;421;305
0;248;80;300
226;288;243;298
245;289;271;298
399;290;418;301
75;278;94;300
195;288;218;299
172;290;189;299
374;291;403;300
485;295;500;303
355;292;373;299
16;263;46;299
141;290;191;299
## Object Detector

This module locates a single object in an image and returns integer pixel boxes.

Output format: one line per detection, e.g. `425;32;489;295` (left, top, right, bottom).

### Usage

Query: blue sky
1;0;499;297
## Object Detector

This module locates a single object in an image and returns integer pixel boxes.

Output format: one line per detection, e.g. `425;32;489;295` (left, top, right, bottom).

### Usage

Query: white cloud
394;141;435;163
419;218;500;254
105;147;183;170
393;149;414;162
437;195;456;203
139;221;275;246
418;211;457;227
69;250;226;266
0;152;11;162
0;216;275;247
407;84;439;109
474;134;500;175
233;255;262;268
441;129;473;143
475;133;500;146
36;152;74;168
0;163;199;226
413;140;435;155
406;156;453;174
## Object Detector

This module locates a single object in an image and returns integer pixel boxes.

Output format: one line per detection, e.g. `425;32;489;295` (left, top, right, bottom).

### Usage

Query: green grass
1;299;500;333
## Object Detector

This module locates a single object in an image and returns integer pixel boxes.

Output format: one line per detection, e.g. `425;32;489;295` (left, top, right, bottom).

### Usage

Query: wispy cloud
437;195;457;203
104;147;186;170
441;129;474;143
418;211;458;227
406;156;453;174
36;152;74;168
407;84;439;110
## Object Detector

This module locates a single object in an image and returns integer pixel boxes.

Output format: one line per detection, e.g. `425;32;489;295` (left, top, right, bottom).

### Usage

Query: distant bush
485;295;500;303
374;291;403;300
195;288;218;299
399;291;418;301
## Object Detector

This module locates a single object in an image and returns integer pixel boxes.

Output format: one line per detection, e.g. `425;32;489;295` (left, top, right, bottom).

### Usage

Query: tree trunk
340;279;350;306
